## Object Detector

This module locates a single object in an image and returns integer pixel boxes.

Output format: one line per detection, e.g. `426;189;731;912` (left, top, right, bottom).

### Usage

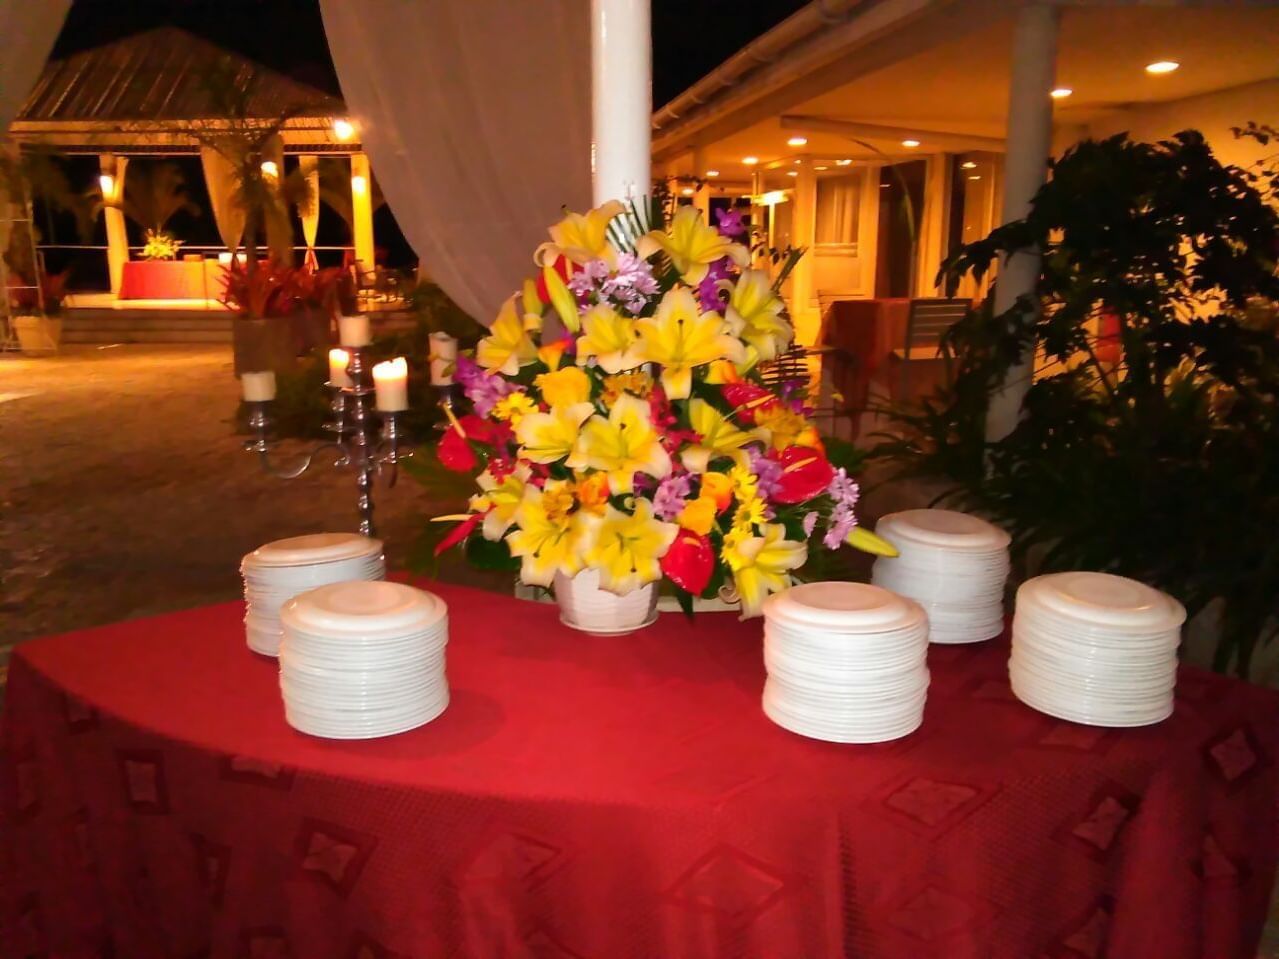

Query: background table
118;260;226;301
3;582;1276;958
818;298;910;420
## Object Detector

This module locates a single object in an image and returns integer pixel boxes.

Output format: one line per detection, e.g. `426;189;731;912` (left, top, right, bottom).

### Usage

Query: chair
893;297;970;399
758;343;862;441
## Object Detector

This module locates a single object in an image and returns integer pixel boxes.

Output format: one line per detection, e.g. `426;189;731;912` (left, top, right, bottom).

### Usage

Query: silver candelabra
244;346;410;537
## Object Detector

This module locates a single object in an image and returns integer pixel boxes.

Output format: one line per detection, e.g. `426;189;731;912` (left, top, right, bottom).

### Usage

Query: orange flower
576;472;611;514
699;472;733;512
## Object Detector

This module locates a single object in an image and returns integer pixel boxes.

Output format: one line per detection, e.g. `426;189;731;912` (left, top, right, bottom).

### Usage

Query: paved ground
0;345;465;670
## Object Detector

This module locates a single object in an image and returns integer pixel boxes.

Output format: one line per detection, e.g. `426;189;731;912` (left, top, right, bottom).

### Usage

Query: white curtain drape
298;154;320;270
814;172;861;246
0;0;71;133
200;145;246;253
319;0;591;324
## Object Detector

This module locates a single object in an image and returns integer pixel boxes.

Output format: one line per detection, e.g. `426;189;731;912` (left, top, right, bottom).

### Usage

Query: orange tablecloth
118;260;226;301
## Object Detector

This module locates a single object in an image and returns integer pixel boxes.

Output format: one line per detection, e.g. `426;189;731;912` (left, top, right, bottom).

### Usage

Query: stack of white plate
241;533;385;656
871;509;1011;644
279;580;449;739
762;582;930;744
1010;572;1185;727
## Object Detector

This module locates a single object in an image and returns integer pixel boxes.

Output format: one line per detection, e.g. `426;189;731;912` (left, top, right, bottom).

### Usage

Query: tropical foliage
123;160;201;234
875;129;1279;674
429;200;892;617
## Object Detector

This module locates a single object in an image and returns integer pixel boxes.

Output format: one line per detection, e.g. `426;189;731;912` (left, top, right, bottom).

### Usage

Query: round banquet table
2;582;1276;959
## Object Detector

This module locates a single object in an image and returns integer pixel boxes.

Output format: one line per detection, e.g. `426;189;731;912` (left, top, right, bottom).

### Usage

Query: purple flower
599;253;659;313
716;207;746;239
747;447;783;500
456;355;518;417
802;511;819;537
822;501;858;550
826;468;860;510
652;472;692;520
696;256;733;313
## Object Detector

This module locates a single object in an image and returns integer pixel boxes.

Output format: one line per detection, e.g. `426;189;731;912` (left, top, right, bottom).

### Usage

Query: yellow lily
582;500;677;595
636;288;743;399
535;200;625;269
506;482;592;587
723;523;809;618
542;264;582;333
522;278;544;318
724;269;793;361
755;404;817;452
567;392;671;494
847;526;899;558
535;366;592;407
515;401;595;464
537;338;568;371
636;206;750;285
680;399;759;473
476;295;537;375
471;464;532;541
576;304;646;374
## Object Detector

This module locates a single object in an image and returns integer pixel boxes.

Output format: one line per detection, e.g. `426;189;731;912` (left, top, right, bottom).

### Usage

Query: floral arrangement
433;199;893;617
140;229;183;261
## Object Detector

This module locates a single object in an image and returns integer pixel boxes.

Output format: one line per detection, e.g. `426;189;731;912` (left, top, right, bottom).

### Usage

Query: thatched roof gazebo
7;26;376;301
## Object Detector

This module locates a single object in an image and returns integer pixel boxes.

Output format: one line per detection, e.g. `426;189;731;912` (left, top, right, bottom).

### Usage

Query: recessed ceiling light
879;182;890;188
901;139;921;148
1145;60;1179;75
742;156;759;165
705;169;719;177
960;160;978;170
681;187;695;196
835;158;852;166
1051;87;1073;99
814;165;828;171
787;136;808;147
787;170;798;177
793;159;802;164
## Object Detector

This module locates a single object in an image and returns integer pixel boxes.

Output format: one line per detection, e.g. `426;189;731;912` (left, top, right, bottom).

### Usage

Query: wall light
901;139;921;148
787;136;808;147
351;174;368;195
260;160;279;178
835;158;852;166
960;160;978;170
98;174;115;198
968;175;982;181
787;170;798;177
742;156;759;165
1050;87;1073;99
333;118;356;141
681;187;695;196
814;165;828;171
758;190;787;206
705;169;720;177
1145;60;1179;75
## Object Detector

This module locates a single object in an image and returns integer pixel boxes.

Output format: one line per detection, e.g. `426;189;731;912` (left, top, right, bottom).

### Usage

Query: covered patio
655;2;1279;423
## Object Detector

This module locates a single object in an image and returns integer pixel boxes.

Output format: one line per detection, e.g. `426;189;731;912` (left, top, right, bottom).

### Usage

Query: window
814;172;860;248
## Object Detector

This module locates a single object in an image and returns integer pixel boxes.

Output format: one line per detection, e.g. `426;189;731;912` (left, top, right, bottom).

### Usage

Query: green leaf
464;533;520;572
675;587;695;620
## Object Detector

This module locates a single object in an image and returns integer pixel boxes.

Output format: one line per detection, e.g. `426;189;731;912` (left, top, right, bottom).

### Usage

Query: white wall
1085;78;1279;171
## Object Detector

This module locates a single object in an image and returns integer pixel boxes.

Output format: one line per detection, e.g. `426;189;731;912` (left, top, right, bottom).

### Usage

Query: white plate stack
762;582;930;744
1010;572;1185;727
241;533;385;656
870;509;1011;644
279;580;449;739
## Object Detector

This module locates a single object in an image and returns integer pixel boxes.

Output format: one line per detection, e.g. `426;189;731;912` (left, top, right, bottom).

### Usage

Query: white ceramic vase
554;568;658;634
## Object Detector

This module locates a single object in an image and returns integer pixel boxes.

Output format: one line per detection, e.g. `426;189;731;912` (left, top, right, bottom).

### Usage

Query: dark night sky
52;0;809;109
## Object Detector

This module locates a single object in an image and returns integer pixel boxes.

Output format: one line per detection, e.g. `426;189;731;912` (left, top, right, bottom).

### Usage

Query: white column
590;0;651;205
350;152;375;272
985;3;1058;442
99;154;129;295
791;161;818;346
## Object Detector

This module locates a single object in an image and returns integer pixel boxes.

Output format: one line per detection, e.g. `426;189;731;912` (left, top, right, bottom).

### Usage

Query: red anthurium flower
772;446;835;504
458;414;511;447
534;255;574;303
722;381;778;424
434;513;481;556
437;428;477;473
661;530;715;596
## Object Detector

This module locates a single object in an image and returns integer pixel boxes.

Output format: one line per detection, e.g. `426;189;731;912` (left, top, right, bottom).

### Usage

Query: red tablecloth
118;260;226;301
3;582;1277;958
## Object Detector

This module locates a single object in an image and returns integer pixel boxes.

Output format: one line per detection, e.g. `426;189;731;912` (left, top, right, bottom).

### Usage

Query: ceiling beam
781;115;1006;153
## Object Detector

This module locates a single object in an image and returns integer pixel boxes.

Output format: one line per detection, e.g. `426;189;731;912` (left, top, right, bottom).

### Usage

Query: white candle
241;370;276;402
372;357;409;412
429;332;458;385
328;348;352;387
338;314;371;347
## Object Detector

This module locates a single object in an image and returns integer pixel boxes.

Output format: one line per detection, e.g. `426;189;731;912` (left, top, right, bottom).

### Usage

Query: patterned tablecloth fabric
2;582;1276;959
